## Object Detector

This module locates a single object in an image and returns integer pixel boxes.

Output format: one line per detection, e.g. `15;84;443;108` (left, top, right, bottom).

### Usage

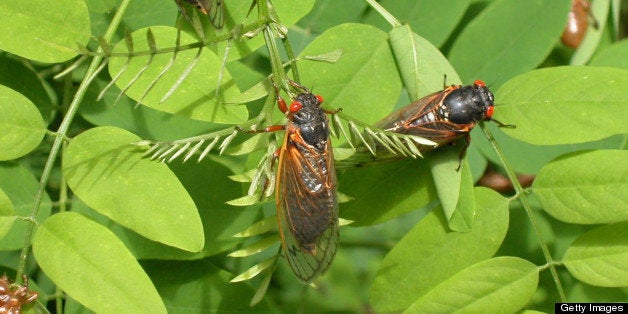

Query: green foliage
0;0;626;313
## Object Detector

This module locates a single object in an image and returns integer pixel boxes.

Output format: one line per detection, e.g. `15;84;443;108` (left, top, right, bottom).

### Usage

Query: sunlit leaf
63;126;204;252
33;212;167;313
563;222;628;287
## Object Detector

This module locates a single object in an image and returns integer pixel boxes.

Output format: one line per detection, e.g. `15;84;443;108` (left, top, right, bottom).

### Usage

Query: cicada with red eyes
175;0;224;29
376;80;513;156
249;81;338;284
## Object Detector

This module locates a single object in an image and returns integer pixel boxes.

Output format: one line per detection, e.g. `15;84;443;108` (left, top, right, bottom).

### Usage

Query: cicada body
561;0;598;48
274;83;339;284
175;0;224;29
377;80;504;152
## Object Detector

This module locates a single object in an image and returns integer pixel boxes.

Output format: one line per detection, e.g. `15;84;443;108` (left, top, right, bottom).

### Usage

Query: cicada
376;80;512;155
0;275;38;313
561;0;598;48
249;81;339;284
175;0;224;29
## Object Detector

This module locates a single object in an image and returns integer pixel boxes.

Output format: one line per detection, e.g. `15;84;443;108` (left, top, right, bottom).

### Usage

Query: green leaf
388;25;460;101
447;160;476;232
297;23;402;125
107;26;254;124
0;56;54;123
233;216;278;238
63;126;204;252
211;0;316;61
143;259;272;311
0;162;52;250
563;222;628;287
71;155;260;260
0;189;15;216
0;189;17;239
589;39;628;69
0;0;90;63
533;150;628;224
429;146;463;224
33;212;167;313
569;0;610;65
496;66;628;145
82;76;217;141
406;257;539;313
228;235;279;258
339;158;436;226
370;187;509;312
231;257;277;282
364;0;471;47
449;0;572;86
0;86;46;160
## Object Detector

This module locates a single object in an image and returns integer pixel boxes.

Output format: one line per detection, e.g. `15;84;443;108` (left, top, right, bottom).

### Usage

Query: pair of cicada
256;79;507;283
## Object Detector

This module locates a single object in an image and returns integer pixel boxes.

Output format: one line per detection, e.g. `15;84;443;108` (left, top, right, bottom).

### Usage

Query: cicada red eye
315;95;324;103
289;101;302;113
486;105;495;118
474;79;486;87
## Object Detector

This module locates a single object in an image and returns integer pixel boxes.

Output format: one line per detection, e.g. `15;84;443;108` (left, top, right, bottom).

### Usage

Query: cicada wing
276;129;339;284
399;121;473;146
207;0;224;29
375;90;449;132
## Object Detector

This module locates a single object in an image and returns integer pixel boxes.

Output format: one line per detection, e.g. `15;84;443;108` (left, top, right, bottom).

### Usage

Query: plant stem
282;37;300;82
362;0;402;27
480;124;566;302
16;0;132;280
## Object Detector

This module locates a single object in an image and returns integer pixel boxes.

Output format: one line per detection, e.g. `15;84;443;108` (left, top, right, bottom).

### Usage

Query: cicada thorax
275;85;339;283
377;80;496;149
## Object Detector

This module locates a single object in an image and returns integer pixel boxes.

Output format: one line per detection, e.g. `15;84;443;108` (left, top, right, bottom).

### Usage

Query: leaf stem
15;0;132;280
362;0;402;27
480;124;566;302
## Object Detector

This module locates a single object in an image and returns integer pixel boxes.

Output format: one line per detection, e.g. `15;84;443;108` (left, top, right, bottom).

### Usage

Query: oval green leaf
0;0;90;63
449;0;571;86
533;150;628;224
0;189;17;239
497;66;628;145
0;162;52;250
0;56;54;123
339;158;435;226
62;126;204;252
108;26;252;124
365;0;471;48
144;259;272;311
33;212;167;313
388;25;461;101
0;86;45;160
370;187;509;312
563;222;628;287
406;257;539;313
589;39;628;69
569;0;610;65
297;23;402;124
